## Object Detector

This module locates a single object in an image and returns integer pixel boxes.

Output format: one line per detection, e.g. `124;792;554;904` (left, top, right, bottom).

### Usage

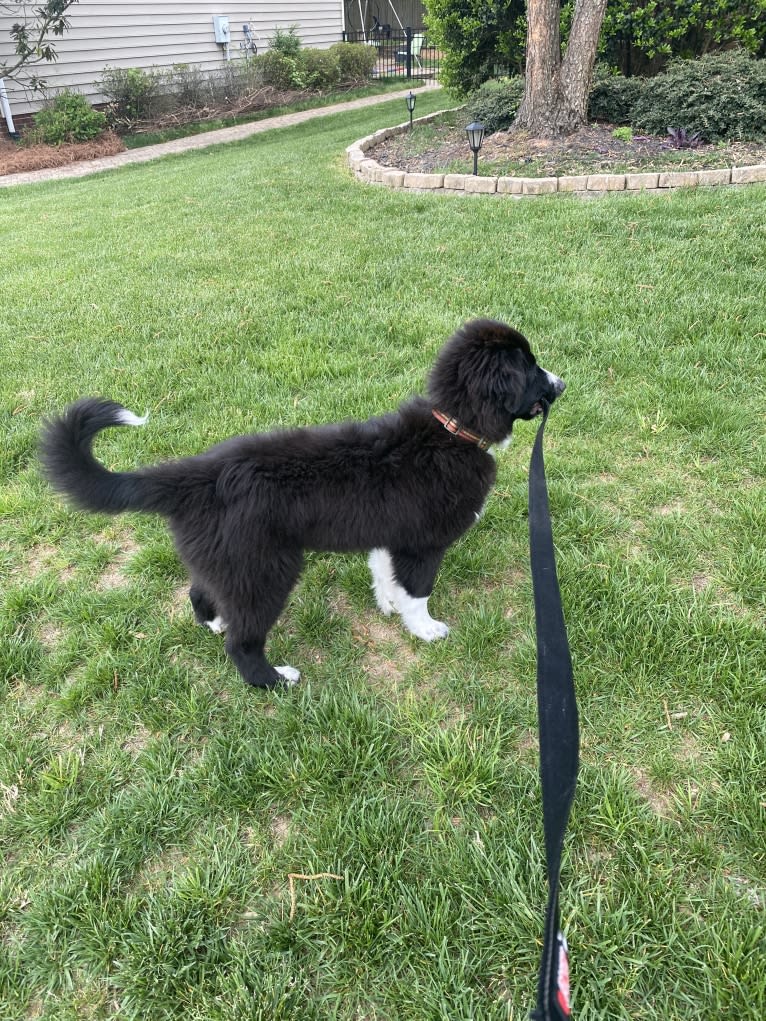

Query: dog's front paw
409;617;450;642
275;665;301;687
205;615;228;634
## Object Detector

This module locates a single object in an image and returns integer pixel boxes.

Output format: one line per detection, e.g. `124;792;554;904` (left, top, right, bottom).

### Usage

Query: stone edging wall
347;109;766;196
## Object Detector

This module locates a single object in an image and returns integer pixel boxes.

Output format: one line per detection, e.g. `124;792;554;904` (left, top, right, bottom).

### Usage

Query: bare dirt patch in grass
24;543;75;582
0;131;125;176
121;726;154;756
630;765;676;819
270;813;292;848
94;530;140;590
37;619;64;649
353;613;419;690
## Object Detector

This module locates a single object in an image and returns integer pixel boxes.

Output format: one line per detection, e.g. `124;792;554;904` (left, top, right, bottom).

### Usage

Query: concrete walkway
0;83;440;189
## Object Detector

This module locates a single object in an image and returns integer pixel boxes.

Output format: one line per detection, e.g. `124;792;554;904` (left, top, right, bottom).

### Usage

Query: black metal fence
342;28;441;80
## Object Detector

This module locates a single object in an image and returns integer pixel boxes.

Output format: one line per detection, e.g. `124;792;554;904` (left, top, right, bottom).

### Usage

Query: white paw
407;618;450;642
205;616;227;634
275;665;301;686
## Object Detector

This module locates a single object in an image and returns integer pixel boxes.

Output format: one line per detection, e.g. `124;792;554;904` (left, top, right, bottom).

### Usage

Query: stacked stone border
347;109;766;196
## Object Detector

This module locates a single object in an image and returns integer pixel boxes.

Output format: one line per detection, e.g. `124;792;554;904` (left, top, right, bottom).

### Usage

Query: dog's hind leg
189;583;227;633
223;548;304;689
379;549;449;642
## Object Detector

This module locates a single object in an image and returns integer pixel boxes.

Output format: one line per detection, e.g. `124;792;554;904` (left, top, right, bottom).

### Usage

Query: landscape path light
465;120;485;175
405;91;416;131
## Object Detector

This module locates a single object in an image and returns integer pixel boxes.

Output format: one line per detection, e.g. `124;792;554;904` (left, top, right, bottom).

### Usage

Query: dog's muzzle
529;370;566;417
544;370;566;396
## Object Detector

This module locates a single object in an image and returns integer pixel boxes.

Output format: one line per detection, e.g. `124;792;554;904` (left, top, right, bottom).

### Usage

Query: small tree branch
1;1;78;88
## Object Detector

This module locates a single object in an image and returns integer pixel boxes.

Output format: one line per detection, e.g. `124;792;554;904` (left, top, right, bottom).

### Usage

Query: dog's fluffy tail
41;398;180;517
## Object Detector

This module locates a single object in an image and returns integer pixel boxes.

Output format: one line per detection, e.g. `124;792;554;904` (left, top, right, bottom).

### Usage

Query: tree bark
513;0;608;137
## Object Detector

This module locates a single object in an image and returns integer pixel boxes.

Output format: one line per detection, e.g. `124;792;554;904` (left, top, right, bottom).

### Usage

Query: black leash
528;402;579;1020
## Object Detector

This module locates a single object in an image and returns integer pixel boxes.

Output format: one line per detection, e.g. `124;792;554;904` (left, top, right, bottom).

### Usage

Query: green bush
255;45;356;92
298;49;341;90
588;67;645;125
31;91;107;144
98;66;165;126
631;50;766;141
269;25;302;58
328;42;377;84
424;0;526;96
254;50;299;89
466;76;524;135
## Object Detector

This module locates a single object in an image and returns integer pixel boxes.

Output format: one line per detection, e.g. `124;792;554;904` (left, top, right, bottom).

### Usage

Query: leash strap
528;403;579;1020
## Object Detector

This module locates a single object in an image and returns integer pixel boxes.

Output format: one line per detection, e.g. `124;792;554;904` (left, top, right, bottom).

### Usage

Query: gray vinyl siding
0;1;346;115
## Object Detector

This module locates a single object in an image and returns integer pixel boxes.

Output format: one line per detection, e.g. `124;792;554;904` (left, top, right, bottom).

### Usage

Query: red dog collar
432;408;491;450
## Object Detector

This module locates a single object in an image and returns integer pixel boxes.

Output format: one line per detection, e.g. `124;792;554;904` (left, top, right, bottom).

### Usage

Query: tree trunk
513;0;608;138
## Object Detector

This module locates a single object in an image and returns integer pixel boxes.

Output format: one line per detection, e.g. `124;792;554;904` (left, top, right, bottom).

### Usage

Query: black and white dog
41;319;564;688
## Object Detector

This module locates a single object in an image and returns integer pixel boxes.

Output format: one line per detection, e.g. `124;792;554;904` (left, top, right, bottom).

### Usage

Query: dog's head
427;319;565;444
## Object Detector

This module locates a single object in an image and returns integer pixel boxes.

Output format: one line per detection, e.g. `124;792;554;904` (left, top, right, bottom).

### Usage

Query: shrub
588;68;645;125
424;0;526;96
165;63;209;110
269;25;302;58
98;66;165;126
254;50;299;90
466;76;524;135
328;42;377;84
298;49;341;90
631;50;766;142
31;91;107;144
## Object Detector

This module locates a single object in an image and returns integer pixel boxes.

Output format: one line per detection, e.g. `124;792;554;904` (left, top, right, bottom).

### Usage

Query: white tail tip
116;408;149;427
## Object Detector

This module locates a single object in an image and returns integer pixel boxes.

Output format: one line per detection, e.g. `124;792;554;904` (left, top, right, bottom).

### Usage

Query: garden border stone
348;109;766;199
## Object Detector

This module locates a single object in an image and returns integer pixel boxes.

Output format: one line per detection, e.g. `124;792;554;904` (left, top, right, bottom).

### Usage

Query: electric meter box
212;16;230;44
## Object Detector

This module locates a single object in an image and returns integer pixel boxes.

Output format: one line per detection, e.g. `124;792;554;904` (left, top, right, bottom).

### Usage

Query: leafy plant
600;0;766;76
30;89;107;143
666;126;702;148
611;125;633;142
269;24;302;58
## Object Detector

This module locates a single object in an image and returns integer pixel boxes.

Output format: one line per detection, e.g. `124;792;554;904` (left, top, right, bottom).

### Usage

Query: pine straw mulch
0;84;343;178
0;130;126;176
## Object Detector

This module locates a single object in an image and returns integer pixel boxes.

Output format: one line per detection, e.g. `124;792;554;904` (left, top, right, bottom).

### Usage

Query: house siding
0;1;346;116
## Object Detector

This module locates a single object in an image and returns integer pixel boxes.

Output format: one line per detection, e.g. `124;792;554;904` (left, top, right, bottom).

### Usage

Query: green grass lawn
1;91;764;1020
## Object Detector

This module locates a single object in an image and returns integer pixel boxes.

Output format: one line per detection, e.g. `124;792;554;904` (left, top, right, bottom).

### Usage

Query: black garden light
405;91;416;131
465;120;485;175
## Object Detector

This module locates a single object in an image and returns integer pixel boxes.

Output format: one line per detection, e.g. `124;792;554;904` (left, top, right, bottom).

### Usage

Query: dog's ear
429;326;533;441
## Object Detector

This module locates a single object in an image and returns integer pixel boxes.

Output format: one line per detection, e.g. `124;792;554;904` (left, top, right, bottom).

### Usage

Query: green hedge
466;77;524;134
466;51;766;143
588;69;645;125
631;50;766;141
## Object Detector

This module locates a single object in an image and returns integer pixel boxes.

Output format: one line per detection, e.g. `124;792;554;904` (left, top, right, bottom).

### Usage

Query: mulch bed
371;120;766;177
0;131;126;176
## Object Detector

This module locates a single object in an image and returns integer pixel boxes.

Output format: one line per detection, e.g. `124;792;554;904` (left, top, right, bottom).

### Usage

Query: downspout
0;78;20;139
